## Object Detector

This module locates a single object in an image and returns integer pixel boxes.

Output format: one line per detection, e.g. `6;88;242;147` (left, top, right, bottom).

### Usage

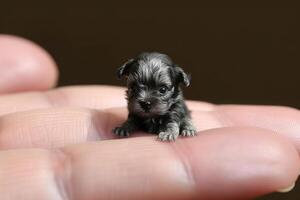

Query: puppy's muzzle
139;100;152;112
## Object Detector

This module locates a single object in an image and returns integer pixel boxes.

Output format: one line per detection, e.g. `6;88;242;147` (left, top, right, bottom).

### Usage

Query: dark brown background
0;1;299;199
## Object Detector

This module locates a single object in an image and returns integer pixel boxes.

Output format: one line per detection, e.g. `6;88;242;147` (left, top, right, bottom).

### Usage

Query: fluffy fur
113;52;197;141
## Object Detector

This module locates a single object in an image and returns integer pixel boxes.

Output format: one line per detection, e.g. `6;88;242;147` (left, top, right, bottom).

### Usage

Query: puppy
113;52;197;141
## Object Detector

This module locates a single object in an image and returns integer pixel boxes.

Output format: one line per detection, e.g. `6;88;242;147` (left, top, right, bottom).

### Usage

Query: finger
0;87;299;150
0;34;58;93
217;105;300;151
0;86;213;115
1;105;300;151
0;107;123;149
0;128;299;200
0;105;238;149
0;86;127;115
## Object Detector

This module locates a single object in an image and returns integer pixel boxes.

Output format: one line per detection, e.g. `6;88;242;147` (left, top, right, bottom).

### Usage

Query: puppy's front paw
113;127;130;137
180;125;197;137
158;131;178;141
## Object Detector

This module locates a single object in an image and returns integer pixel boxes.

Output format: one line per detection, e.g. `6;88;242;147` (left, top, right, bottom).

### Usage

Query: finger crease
52;148;74;200
170;142;197;190
45;89;69;107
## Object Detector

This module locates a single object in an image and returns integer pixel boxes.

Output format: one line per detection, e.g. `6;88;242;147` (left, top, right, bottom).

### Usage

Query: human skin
0;34;299;200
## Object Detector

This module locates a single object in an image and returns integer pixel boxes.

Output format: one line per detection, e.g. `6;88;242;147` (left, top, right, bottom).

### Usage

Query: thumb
0;34;58;94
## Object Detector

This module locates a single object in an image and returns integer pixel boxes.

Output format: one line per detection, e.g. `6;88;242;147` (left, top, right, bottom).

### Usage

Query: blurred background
0;1;299;199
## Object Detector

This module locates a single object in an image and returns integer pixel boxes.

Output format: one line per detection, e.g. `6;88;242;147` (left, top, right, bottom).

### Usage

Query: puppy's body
114;52;196;141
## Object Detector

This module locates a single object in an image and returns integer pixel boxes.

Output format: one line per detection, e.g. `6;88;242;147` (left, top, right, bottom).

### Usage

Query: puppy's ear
174;66;191;87
117;58;134;79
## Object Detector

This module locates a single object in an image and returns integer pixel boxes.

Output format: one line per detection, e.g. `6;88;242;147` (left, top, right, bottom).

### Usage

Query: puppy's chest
140;117;164;134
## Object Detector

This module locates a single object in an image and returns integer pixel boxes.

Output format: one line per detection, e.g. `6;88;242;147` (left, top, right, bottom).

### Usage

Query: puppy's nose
139;100;152;111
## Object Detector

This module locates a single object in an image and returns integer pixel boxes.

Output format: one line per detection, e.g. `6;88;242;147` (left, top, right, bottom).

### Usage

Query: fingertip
0;34;59;93
175;127;300;199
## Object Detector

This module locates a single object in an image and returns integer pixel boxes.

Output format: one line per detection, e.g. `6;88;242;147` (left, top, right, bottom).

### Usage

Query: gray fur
114;52;197;141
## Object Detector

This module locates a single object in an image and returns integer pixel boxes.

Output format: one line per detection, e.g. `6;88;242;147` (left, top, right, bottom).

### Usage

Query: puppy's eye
139;85;147;90
159;86;168;94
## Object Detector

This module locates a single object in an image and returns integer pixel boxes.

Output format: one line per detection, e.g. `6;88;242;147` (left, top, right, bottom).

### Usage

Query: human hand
0;35;299;200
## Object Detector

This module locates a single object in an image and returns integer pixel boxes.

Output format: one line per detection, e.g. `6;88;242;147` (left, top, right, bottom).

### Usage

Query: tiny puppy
113;52;197;141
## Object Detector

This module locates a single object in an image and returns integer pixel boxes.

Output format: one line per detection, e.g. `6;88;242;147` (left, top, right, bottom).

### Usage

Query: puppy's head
118;52;190;117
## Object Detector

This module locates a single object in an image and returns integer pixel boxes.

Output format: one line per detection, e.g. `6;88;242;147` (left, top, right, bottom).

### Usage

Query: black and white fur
113;52;197;141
